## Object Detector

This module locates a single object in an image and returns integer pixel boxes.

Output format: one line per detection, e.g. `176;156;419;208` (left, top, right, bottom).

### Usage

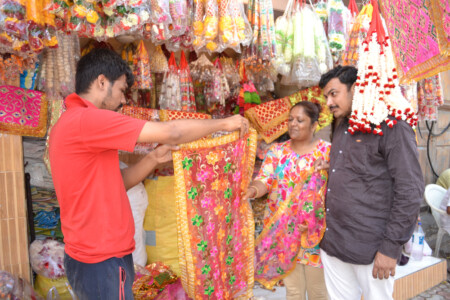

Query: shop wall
0;134;31;281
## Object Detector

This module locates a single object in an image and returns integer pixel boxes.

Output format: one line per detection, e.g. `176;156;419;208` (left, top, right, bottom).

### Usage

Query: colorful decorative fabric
159;109;212;121
254;140;330;289
288;86;333;131
120;105;160;154
417;74;444;121
258;120;289;144
245;98;292;132
44;98;66;174
0;85;48;137
430;0;450;56
173;129;257;299
380;0;450;82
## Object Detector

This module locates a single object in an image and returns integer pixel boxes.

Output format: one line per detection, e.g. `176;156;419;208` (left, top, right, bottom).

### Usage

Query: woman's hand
242;186;257;203
298;223;308;232
314;158;329;172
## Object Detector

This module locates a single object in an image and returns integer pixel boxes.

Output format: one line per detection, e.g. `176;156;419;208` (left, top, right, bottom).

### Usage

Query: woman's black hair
318;65;357;91
75;48;134;94
290;101;321;123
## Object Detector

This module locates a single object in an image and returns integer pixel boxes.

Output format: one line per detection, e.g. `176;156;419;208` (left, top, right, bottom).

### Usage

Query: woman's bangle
248;185;259;198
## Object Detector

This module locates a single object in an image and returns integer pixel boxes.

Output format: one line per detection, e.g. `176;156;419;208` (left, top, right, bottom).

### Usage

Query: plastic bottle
411;222;425;261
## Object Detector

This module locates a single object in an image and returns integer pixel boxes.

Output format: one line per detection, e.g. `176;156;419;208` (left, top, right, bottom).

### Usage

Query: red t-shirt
49;93;146;263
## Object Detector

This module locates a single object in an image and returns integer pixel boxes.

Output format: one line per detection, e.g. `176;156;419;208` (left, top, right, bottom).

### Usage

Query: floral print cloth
254;139;330;289
173;129;257;299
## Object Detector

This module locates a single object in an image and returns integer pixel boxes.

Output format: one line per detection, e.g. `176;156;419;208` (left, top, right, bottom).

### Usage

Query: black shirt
320;118;424;264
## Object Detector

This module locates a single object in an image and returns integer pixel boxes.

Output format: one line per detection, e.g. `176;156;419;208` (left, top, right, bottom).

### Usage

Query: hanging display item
172;129;257;300
193;0;252;53
350;0;417;135
341;3;372;67
0;85;48;137
159;52;181;110
44;97;66;174
380;0;450;82
275;0;333;88
417;74;444;121
327;0;348;63
179;51;196;112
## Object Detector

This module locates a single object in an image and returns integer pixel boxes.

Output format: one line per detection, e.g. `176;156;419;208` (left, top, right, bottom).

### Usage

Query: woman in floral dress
244;101;330;300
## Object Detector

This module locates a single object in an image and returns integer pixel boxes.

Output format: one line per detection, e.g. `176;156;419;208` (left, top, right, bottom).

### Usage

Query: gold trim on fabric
245;98;292;132
380;1;450;83
430;0;450;56
0;92;48;137
260;121;289;144
173;150;194;296
173;128;258;299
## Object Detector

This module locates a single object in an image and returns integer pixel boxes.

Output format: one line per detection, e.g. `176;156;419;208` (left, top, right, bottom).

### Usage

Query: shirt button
327;188;330;192
339;150;342;154
344;131;348;135
326;228;329;231
332;169;335;172
326;208;330;212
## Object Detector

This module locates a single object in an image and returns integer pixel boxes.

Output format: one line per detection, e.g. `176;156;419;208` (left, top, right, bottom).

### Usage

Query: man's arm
121;145;177;190
137;115;249;144
373;121;424;279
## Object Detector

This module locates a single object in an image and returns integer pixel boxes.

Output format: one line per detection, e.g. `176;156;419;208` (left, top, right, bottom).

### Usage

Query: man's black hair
318;65;358;91
75;48;134;94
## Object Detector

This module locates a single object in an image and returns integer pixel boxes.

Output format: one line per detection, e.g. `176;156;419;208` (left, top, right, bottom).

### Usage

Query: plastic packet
327;0;347;62
159;52;181;110
149;45;169;73
0;271;44;300
29;239;66;279
133;40;153;90
178;51;196;111
192;0;205;50
202;0;219;53
0;270;15;298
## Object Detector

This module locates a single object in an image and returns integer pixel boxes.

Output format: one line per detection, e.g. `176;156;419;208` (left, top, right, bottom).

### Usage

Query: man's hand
149;144;179;165
314;158;329;172
372;252;397;280
223;115;250;137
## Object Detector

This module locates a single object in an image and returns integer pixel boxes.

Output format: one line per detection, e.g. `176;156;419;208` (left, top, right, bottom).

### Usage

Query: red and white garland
348;1;417;135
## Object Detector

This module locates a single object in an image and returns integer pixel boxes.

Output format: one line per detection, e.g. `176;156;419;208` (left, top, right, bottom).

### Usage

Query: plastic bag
34;275;75;300
159;52;181;110
179;51;196;112
133;40;153;90
327;0;347;63
29;239;65;279
0;271;44;300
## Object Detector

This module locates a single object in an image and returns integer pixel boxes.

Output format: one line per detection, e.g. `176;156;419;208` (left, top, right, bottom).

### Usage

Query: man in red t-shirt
49;48;249;300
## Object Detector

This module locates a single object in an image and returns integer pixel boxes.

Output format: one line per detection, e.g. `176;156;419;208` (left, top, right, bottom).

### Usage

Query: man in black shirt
316;66;424;300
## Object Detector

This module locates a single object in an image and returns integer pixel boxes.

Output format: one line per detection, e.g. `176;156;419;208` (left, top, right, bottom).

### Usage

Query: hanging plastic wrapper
247;0;277;61
30;239;66;279
327;0;348;63
282;3;333;88
345;0;359;37
133;40;153;90
217;0;252;53
341;3;373;66
149;45;169;73
178;51;196;111
0;270;44;300
314;0;328;22
274;0;294;76
159;52;181;110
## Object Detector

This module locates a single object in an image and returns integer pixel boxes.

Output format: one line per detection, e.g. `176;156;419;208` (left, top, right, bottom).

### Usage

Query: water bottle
411;222;425;261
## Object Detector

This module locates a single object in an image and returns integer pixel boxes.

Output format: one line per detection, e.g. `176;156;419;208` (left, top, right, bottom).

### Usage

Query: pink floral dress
254;139;330;289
